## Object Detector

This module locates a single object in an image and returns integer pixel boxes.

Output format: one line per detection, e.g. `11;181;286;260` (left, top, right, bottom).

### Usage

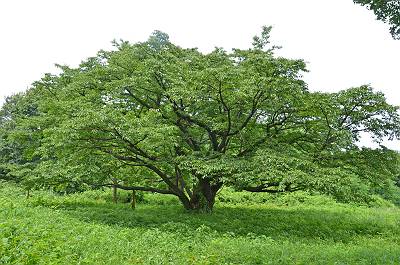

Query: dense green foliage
0;27;400;211
354;0;400;39
1;182;400;264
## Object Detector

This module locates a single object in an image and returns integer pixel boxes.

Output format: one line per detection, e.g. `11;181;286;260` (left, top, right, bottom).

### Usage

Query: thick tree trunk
186;179;222;212
189;192;215;212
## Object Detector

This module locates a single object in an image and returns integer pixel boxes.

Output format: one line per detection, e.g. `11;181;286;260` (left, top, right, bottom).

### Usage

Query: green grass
1;182;400;264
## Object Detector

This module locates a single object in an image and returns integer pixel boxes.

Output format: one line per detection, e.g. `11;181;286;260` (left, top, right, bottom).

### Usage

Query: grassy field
1;182;400;264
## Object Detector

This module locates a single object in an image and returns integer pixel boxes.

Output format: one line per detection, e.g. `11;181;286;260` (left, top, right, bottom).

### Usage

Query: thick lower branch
99;183;176;195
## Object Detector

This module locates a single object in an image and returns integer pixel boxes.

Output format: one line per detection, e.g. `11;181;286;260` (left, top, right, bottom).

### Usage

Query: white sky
0;0;399;149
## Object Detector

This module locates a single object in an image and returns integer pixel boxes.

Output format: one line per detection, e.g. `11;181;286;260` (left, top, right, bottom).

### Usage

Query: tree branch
98;183;176;195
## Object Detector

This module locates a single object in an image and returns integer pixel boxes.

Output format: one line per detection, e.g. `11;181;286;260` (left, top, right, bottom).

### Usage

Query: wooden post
112;179;118;203
131;190;136;209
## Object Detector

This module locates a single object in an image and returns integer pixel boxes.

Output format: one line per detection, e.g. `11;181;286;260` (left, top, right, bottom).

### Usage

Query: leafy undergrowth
1;183;400;264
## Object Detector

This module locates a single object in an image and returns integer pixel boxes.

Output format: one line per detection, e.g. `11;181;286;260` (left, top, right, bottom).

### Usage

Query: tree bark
187;179;222;212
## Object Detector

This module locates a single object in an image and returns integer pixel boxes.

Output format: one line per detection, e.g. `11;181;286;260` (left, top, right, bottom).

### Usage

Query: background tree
0;92;42;195
354;0;400;39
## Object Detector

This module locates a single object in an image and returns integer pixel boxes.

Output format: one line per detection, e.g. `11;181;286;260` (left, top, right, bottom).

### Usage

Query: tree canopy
354;0;400;39
1;27;400;211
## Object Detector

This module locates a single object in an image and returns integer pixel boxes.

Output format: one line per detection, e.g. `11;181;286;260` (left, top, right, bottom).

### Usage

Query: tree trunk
187;179;222;212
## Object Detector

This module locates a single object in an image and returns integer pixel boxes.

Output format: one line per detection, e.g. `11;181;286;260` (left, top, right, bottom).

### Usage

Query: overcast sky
0;0;399;149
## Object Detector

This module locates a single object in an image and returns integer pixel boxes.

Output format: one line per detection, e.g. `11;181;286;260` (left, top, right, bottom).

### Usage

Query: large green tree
2;28;400;211
0;93;41;191
354;0;400;39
